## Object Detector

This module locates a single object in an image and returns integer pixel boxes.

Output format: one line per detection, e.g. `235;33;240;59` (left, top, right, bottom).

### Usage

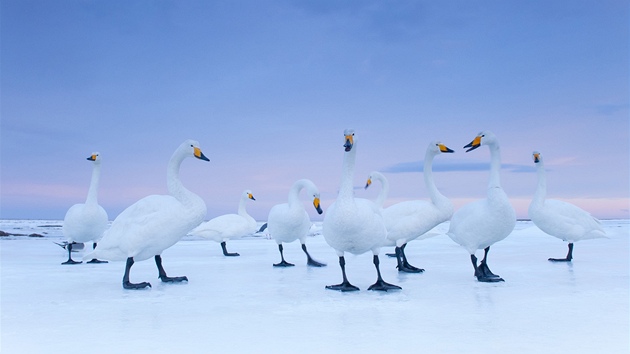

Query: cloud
382;160;535;173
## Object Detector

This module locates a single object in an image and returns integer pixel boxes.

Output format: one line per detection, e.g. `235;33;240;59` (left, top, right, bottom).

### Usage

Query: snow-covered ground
1;219;628;353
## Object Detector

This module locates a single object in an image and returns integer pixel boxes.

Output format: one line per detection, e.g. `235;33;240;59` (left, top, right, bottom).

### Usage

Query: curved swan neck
423;150;445;204
238;195;249;216
85;162;101;205
167;150;193;204
289;179;312;207
375;175;389;207
487;144;502;189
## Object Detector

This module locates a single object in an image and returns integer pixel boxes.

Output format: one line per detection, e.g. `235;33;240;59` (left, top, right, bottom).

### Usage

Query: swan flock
65;130;605;290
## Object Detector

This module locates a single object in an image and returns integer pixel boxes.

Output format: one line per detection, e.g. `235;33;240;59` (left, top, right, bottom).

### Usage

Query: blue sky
1;0;628;221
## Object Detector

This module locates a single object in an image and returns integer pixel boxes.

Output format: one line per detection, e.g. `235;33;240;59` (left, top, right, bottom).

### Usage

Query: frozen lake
1;219;628;353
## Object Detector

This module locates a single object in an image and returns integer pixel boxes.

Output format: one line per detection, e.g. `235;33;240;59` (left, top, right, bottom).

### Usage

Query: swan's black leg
86;242;108;264
122;257;151;289
479;246;501;278
326;256;359;291
61;242;82;265
472;250;504;283
549;243;573;262
368;255;402;291
301;244;326;267
155;255;188;283
273;244;294;267
220;241;240;257
397;243;424;273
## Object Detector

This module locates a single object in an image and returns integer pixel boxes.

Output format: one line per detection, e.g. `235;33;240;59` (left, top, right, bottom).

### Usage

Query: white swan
364;171;389;209
84;140;209;289
61;152;109;264
267;179;325;267
322;129;400;291
447;131;515;282
367;142;455;273
528;151;606;261
190;189;257;257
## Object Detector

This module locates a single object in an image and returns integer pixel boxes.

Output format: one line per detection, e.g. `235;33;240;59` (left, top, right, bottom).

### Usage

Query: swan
322;129;400;292
84;140;209;289
267;179;325;267
61;152;109;264
447;131;515;282
367;142;455;273
190;189;257;257
528;151;606;261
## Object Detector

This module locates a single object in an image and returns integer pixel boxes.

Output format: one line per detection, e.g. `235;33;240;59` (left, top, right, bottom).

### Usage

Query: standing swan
61;152;109;264
367;142;455;273
323;129;400;291
447;131;515;282
190;189;257;257
84;140;209;289
528;151;606;261
267;179;325;267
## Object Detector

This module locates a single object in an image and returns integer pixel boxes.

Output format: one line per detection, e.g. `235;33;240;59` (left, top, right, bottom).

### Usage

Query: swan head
532;151;542;164
343;129;355;152
86;152;101;163
313;195;323;214
429;141;454;155
365;171;385;190
244;189;256;201
464;131;496;152
181;139;210;161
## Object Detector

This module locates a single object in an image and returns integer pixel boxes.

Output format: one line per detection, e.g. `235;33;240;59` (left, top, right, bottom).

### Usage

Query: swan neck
85;162;101;205
237;196;248;216
423;151;444;203
167;151;192;204
338;146;357;200
488;144;502;189
533;162;547;203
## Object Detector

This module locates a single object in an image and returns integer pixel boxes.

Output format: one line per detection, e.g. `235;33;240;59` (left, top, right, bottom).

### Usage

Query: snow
1;219;628;353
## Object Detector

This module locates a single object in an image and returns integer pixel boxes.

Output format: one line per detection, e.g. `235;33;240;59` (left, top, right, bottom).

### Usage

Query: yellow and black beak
439;144;454;153
313;197;323;215
365;177;372;190
248;193;256;201
533;152;540;164
464;136;482;152
86;154;97;161
344;134;354;152
194;147;210;161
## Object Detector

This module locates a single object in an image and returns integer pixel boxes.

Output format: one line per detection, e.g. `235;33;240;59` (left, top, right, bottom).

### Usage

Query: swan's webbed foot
475;262;504;282
307;258;326;267
61;259;82;265
123;280;151;289
326;281;360;292
368;279;402;291
397;263;424;273
86;259;108;264
273;260;295;267
386;253;397;258
159;275;188;283
221;241;240;257
548;257;572;262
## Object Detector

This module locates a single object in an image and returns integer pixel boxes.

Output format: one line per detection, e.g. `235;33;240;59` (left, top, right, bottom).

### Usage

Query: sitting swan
366;142;454;273
447;131;515;282
267;179;325;267
84;140;209;289
190;189;257;257
528;151;606;261
323;129;400;291
61;152;109;264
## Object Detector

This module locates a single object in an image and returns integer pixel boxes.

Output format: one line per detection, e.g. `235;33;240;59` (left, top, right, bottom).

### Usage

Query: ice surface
1;220;628;353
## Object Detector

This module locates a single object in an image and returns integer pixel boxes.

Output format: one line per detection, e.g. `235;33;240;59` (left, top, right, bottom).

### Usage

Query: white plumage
528;151;606;261
366;141;455;273
447;131;515;282
323;129;400;291
61;152;109;264
267;179;325;267
191;189;257;257
84;140;209;289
